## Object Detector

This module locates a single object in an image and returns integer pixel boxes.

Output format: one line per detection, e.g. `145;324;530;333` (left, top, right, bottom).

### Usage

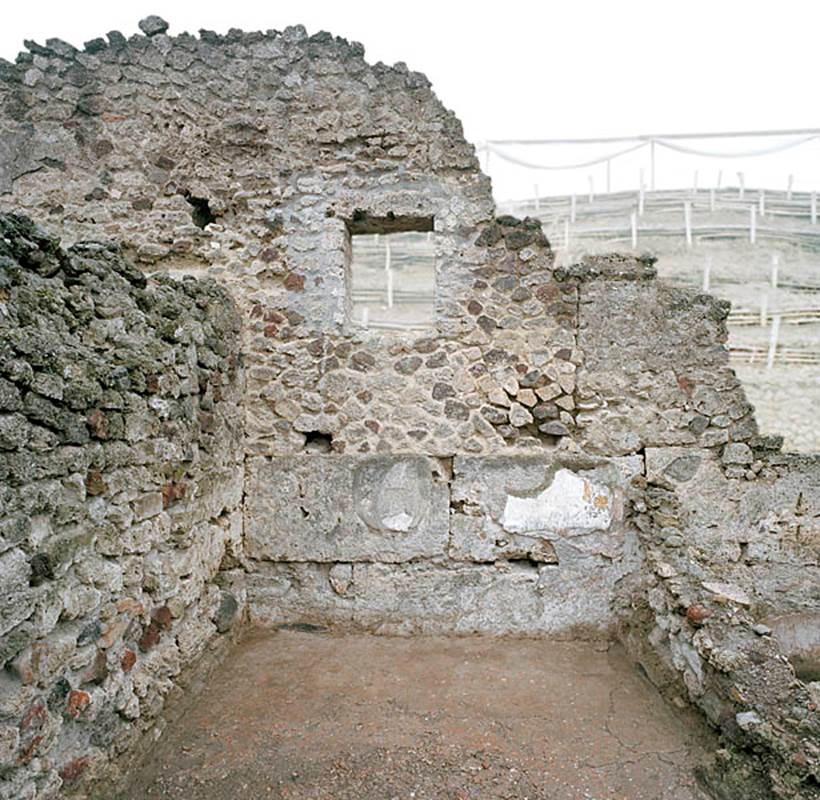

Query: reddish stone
364;420;380;433
116;597;144;616
263;323;279;338
121;649;137;673
283;272;305;292
19;700;47;733
161;480;187;509
138;621;161;653
66;690;91;719
152;606;173;631
59;757;89;785
686;604;712;626
677;375;696;397
306;338;325;357
86;408;109;439
85;469;107;496
146;374;160;393
82;650;109;686
259;247;277;263
534;283;560;304
17;735;43;765
466;300;483;316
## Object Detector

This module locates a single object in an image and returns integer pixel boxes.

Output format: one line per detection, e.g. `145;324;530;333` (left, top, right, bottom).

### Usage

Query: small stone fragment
138;16;169;36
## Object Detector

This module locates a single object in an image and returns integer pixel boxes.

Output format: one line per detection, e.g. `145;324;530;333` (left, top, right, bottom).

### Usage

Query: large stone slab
246;559;627;637
244;455;450;563
449;455;641;565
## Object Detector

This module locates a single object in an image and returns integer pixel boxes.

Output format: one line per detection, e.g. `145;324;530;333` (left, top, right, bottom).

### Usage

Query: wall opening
346;214;435;331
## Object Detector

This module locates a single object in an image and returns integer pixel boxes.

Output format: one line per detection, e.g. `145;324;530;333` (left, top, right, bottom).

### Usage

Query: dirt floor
120;628;715;800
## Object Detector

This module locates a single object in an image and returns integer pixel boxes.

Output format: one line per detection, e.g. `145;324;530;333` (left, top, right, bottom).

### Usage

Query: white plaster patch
499;469;613;535
382;512;414;532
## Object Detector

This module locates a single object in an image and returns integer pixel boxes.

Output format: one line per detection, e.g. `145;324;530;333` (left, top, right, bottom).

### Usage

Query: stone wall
620;447;820;798
0;16;818;800
0;213;244;798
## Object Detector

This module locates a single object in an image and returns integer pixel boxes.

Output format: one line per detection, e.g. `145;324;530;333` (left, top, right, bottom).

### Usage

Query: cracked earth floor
121;629;715;800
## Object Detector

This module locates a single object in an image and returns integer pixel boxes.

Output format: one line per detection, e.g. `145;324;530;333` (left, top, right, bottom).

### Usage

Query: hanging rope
655;134;818;159
479;131;820;171
481;141;647;171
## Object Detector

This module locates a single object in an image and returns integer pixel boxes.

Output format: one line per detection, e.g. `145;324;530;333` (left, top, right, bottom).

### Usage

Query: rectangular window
347;216;435;331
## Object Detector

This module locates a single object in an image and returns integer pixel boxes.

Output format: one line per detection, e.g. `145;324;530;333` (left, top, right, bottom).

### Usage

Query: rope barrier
479;129;820;171
481;141;647;171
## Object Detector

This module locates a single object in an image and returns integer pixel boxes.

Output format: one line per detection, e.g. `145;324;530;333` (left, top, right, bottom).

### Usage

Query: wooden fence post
702;255;712;292
749;205;757;244
770;254;779;288
385;239;394;308
564;219;570;250
631;212;637;249
738;172;745;199
684;201;693;247
570;194;577;223
533;184;540;212
709;187;716;212
759;294;768;327
787;174;794;201
759;190;765;217
766;314;781;370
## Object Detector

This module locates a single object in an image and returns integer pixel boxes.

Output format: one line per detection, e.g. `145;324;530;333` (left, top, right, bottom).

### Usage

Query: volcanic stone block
449;455;640;564
244;455;449;562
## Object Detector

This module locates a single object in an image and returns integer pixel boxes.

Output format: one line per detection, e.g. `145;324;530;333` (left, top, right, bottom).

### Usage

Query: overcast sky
3;1;819;200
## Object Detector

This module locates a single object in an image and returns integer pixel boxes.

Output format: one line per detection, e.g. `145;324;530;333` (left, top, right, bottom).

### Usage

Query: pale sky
3;1;820;200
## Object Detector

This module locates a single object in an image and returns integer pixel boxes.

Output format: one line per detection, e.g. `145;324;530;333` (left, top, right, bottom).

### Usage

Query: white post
787;174;794;201
534;184;540;212
631;212;637;249
606;159;611;194
759;293;768;327
361;306;370;328
717;170;723;190
639;167;645;192
709;187;716;212
693;170;699;195
770;254;779;288
638;185;645;216
750;205;757;244
684;201;693;247
564;219;570;250
812;191;817;225
650;140;656;190
570;194;577;223
427;230;432;242
385;239;394;308
759;191;765;217
483;148;490;173
702;255;712;292
766;314;781;370
588;175;594;203
738;172;745;200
